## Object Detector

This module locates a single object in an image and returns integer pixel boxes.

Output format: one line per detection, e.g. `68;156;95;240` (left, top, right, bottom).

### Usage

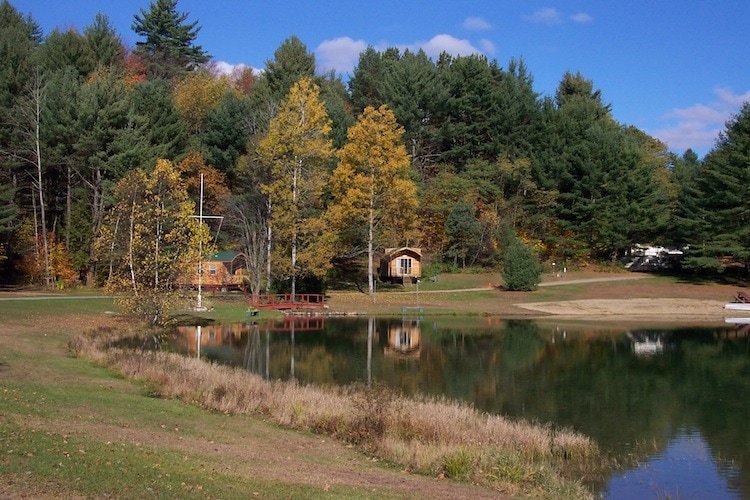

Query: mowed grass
0;296;117;320
0;295;502;498
0;420;371;499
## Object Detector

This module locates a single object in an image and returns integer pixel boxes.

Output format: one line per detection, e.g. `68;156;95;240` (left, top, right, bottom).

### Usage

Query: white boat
725;317;750;325
724;303;750;311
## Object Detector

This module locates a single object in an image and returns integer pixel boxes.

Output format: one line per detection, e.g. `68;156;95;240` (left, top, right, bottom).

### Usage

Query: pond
163;316;750;498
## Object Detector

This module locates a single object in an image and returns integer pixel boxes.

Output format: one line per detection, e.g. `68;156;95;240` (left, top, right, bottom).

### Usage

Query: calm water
162;317;750;498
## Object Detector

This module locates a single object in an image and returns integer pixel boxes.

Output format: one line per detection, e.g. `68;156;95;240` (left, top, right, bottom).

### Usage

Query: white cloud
652;87;750;151
316;36;368;74
418;34;481;59
211;61;254;76
462;16;492;31
479;38;496;55
315;33;490;75
525;7;563;25
570;12;593;24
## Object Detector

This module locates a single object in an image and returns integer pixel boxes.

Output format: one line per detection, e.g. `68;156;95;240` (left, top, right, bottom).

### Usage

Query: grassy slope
0;298;496;499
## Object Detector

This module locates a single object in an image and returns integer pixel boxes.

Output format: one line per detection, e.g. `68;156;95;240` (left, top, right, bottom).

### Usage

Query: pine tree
263;36;315;103
0;182;16;263
202;90;251;179
84;13;125;69
501;229;542;291
445;201;481;268
684;103;750;272
132;0;209;80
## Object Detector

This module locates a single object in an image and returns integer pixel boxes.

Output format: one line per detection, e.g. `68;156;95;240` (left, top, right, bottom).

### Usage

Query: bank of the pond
323;273;743;322
0;305;513;499
71;326;601;498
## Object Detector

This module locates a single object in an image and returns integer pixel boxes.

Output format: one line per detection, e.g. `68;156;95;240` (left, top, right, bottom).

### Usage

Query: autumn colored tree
97;159;208;325
258;77;333;297
15;219;77;287
172;71;231;137
176;151;230;218
328;105;418;296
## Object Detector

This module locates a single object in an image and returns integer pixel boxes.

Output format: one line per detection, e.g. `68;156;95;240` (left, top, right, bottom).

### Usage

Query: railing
249;293;326;310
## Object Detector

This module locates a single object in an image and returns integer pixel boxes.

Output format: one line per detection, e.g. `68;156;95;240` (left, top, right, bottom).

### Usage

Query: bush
501;231;542;291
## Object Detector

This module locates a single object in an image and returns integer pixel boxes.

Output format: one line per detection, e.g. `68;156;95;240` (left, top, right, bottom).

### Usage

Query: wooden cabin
180;251;248;291
380;247;422;284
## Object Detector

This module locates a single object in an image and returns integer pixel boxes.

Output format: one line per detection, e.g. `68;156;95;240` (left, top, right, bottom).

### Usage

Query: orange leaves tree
96;159;208;326
258;77;333;296
327;105;418;296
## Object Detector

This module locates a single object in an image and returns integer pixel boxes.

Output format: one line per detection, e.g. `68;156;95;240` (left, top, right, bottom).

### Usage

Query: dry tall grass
71;327;601;498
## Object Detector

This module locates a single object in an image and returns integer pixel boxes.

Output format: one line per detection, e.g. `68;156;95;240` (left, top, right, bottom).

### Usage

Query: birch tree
258;77;333;297
328;105;418;297
97;159;208;325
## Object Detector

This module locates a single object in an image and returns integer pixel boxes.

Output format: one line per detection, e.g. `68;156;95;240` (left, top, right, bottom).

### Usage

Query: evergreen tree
444;201;482;268
0;182;16;263
684;103;750;272
0;1;40;151
438;54;502;168
349;46;400;112
202;89;251;179
380;49;444;178
74;68;133;283
132;0;209;80
84;13;125;69
129;78;188;163
501;229;542;291
319;72;354;149
38;28;95;78
263;36;315;103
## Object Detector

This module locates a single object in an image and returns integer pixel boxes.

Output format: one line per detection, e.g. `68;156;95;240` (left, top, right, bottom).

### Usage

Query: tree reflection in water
166;317;750;497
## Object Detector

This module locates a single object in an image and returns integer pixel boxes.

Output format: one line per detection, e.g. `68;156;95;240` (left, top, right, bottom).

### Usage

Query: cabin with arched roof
379;247;422;284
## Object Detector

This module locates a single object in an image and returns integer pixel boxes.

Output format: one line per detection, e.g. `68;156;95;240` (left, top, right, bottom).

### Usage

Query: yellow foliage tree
96;159;209;325
173;71;232;134
258;77;333;296
328;105;418;296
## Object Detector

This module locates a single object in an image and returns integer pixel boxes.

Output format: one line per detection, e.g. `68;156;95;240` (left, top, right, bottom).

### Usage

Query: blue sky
13;0;750;156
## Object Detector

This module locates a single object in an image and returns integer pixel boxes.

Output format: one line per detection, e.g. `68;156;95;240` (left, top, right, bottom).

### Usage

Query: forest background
1;0;748;296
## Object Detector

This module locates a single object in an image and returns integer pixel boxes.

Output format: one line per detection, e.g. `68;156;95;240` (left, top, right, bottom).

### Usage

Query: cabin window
398;258;412;275
208;264;217;275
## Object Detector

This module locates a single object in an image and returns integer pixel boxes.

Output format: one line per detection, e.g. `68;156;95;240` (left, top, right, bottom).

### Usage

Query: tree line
1;0;748;295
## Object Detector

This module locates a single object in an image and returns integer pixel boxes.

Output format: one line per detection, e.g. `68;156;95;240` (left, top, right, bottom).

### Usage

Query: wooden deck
248;293;326;310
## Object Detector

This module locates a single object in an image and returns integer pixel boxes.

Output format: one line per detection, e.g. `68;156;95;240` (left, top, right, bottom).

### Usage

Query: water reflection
166;317;750;498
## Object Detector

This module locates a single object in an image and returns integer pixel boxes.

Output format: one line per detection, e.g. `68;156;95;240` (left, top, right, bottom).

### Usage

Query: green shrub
501;231;542;291
443;449;475;479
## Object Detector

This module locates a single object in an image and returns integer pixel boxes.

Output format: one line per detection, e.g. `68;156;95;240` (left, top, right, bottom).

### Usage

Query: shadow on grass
651;269;749;287
168;314;215;327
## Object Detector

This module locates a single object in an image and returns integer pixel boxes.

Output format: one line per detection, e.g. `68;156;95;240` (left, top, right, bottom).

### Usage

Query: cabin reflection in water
175;323;245;357
385;320;421;358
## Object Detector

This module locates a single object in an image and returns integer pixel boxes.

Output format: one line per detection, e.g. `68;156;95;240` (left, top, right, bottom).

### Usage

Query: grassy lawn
0;273;739;497
0;295;498;499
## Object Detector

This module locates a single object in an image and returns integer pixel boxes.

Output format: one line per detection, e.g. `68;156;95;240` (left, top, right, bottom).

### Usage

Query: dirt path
516;297;730;320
